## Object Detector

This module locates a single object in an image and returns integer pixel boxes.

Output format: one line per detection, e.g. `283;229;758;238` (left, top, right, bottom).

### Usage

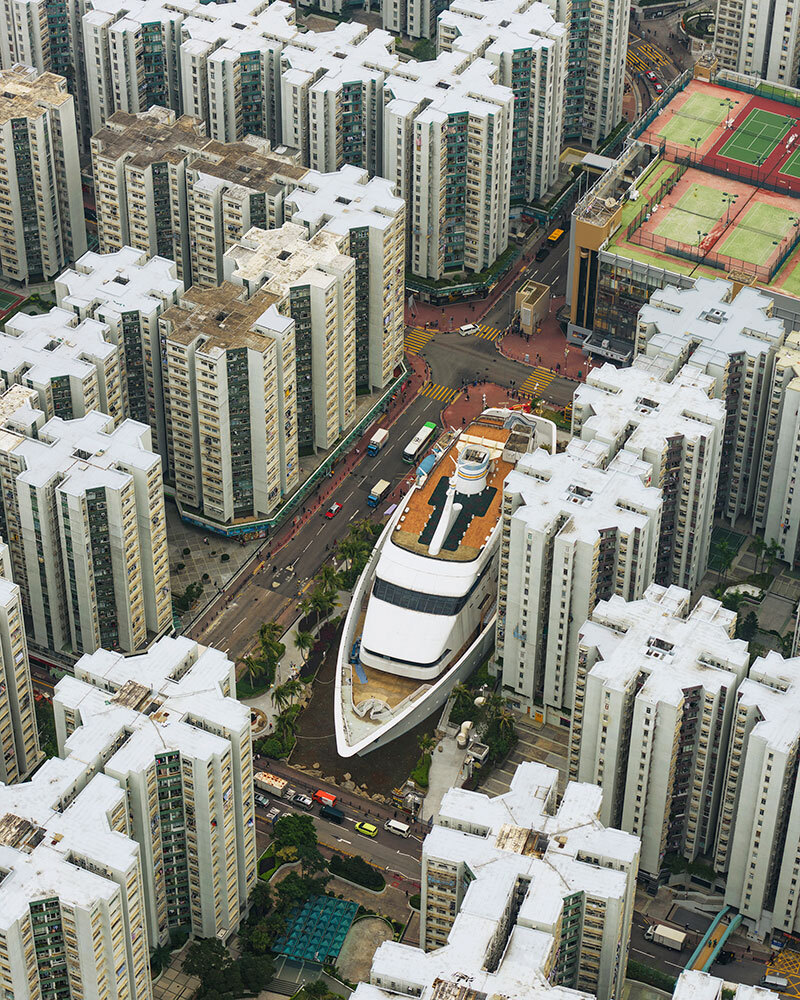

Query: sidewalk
422;736;469;823
499;294;591;382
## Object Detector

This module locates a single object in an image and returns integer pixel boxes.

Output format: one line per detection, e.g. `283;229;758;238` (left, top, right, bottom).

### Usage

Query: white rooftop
55;247;184;322
731;650;800;754
638;278;786;367
504;447;662;542
440;0;566;58
385;53;513;119
287;165;403;238
579;584;749;706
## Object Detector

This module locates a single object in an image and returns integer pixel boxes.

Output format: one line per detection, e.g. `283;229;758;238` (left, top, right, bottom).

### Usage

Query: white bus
402;421;437;464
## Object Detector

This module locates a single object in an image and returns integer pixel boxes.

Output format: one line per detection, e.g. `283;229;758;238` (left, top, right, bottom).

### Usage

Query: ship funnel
455;445;490;495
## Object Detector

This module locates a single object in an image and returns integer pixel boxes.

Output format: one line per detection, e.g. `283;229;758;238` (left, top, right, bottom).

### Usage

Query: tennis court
708;526;747;571
781;144;800;179
653;183;729;243
717;201;798;266
718;107;794;164
658;91;730;147
0;289;21;312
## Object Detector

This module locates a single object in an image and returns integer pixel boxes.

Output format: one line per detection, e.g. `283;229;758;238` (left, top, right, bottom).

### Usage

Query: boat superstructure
334;408;555;757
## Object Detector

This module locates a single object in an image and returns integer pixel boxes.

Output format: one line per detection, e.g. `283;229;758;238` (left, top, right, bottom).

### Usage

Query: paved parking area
478;718;569;796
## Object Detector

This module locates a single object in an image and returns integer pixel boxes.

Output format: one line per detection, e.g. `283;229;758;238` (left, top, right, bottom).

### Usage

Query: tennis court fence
624;159;689;239
627;227;773;281
636;135;800;196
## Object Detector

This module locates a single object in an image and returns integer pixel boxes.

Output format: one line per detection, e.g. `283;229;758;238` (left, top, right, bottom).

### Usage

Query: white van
384;819;411;838
760;977;788;991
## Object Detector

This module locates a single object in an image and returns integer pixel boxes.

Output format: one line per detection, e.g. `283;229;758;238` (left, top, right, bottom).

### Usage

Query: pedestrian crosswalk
404;327;436;354
419;382;460;404
404;323;503;354
519;366;556;396
474;324;502;341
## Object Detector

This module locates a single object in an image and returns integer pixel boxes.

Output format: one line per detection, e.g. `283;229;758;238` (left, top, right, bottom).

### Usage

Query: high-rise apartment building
437;0;567;204
158;281;299;525
754;330;800;567
0;308;125;425
367;762;639;1000
54;635;257;944
636;278;786;526
0;402;170;656
714;0;800;87
280;25;398;175
0;539;41;784
383;55;513;280
286;165;405;391
570;584;749;886
186;138;307;287
0;760;153;1000
715;651;800;935
495;445;662;719
54;246;185;458
571;363;725;591
0;65;86;283
91;107;209;281
225;222;356;453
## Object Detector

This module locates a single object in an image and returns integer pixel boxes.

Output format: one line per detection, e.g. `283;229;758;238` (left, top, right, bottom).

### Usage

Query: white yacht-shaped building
335;408;554;757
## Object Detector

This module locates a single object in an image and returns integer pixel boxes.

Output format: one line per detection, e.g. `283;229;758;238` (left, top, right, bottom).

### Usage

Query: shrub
221;553;230;562
409;753;431;789
409;893;421;910
627;960;676;993
202;572;210;581
329;853;385;891
183;547;191;555
175;562;185;572
255;733;295;759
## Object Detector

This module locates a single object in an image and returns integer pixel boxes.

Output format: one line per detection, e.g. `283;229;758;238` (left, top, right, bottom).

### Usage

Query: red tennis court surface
641;79;800;195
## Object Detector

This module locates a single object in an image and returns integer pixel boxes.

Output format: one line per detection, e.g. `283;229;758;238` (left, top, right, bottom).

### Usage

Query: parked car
654;82;664;94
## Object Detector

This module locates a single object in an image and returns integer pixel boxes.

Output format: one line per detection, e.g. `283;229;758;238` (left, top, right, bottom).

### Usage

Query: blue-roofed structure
273;895;359;964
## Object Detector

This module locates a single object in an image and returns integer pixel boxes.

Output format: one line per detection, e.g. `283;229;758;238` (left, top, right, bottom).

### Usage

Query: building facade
0;65;86;283
571;363;725;591
225;223;356;454
495;445;662;719
286;165;405;392
570;585;749;885
54;636;257;945
158;281;299;525
55;246;185;460
0;401;170;656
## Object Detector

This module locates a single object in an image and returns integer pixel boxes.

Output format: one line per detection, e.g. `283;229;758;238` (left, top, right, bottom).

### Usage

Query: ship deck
393;421;513;562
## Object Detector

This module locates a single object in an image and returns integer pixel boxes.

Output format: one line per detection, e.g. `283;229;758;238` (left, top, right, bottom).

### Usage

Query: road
188;391;444;659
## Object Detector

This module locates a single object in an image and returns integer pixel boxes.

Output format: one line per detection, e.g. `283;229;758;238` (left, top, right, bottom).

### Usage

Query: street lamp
721;191;738;225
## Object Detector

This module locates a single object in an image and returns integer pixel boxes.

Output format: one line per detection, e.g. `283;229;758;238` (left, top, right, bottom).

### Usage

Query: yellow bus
546;227;565;245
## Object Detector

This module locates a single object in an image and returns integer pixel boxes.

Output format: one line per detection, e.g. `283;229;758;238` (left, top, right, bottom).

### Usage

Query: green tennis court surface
0;290;20;310
719;107;794;165
781;144;800;179
659;91;730;146
717;202;797;266
654;183;728;242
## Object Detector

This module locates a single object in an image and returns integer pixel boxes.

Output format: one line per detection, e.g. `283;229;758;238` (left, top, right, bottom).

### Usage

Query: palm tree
310;586;335;626
272;678;304;713
713;538;735;586
242;655;266;687
294;630;315;662
317;564;339;596
338;538;367;572
417;732;436;757
494;705;516;738
765;538;782;575
297;595;313;624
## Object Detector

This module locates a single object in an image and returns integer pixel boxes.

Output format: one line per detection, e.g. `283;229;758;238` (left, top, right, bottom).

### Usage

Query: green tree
751;535;766;575
316;563;339;595
310;586;335;625
183;938;229;978
337;537;367;573
295;630;315;662
272;815;325;874
417;732;436;757
271;679;303;713
239;953;275;991
241;655;267;687
765;538;782;575
738;610;760;641
713;538;735;586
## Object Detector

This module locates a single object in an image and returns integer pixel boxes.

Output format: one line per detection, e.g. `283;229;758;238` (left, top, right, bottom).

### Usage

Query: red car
325;501;343;518
654;82;664;94
646;70;657;82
